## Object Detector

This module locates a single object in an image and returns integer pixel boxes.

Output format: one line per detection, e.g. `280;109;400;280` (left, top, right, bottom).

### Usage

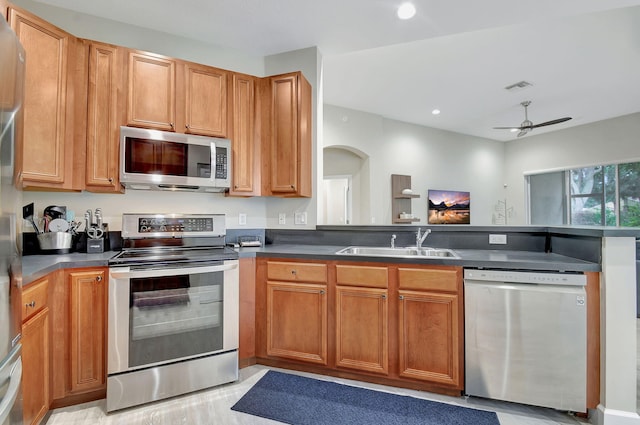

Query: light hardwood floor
45;364;589;425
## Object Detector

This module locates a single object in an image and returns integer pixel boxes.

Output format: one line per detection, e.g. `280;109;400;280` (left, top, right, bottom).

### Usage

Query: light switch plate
239;213;247;225
278;213;286;225
489;234;507;244
294;212;307;225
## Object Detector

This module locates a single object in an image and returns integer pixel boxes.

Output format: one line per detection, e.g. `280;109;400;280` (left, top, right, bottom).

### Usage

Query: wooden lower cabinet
21;277;50;425
67;269;107;394
335;286;388;374
266;281;327;365
23;308;50;425
256;258;464;394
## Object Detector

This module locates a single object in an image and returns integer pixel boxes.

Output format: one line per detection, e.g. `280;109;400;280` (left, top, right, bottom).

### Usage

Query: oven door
108;260;238;374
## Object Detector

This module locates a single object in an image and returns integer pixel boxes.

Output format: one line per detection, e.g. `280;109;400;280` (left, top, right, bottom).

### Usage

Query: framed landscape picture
428;189;471;224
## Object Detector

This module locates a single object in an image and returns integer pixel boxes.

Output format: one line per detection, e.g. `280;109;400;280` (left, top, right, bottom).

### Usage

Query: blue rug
231;371;500;425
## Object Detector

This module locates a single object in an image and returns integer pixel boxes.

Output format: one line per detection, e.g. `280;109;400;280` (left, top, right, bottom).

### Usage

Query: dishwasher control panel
464;269;586;286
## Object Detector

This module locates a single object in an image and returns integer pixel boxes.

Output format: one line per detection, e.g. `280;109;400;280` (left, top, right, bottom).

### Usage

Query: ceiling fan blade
531;117;572;128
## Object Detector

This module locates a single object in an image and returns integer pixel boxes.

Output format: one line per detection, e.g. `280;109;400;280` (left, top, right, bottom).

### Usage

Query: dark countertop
20;243;600;286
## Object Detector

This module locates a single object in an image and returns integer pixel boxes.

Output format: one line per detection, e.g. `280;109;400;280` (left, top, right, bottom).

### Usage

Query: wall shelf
391;174;420;224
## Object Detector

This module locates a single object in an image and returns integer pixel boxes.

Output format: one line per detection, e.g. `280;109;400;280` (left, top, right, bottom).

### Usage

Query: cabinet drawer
336;265;388;288
267;261;327;283
398;267;459;292
22;278;48;321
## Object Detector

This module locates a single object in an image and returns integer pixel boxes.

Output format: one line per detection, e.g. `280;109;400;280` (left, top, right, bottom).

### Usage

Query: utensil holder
37;232;72;253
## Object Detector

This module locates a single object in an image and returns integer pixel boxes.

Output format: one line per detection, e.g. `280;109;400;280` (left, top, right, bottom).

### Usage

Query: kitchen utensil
44;205;66;220
48;218;70;232
87;226;104;240
22;202;41;234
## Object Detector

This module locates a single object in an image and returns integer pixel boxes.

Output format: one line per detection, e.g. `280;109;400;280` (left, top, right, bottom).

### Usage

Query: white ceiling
35;0;640;141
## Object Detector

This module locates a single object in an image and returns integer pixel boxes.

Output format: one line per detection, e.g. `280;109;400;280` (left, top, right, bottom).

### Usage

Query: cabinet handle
399;295;404;300
381;294;386;299
108;178;113;183
320;290;325;295
185;124;190;129
291;185;295;190
25;301;36;308
291;270;297;276
96;275;103;282
170;122;175;128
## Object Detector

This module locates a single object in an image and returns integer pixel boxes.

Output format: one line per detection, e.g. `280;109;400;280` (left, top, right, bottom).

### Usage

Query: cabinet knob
170;122;175;128
291;185;295;190
291;270;297;275
25;300;36;308
96;275;103;282
399;295;404;300
381;294;386;299
320;290;325;295
185;124;190;129
108;178;113;183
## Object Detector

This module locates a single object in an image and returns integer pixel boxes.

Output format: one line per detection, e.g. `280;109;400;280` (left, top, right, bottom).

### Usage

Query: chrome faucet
391;234;396;248
416;228;431;248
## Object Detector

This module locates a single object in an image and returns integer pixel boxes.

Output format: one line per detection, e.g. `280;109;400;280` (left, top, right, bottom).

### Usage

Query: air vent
504;80;533;92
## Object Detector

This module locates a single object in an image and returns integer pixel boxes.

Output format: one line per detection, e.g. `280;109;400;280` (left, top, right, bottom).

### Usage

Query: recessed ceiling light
431;109;441;115
397;2;416;20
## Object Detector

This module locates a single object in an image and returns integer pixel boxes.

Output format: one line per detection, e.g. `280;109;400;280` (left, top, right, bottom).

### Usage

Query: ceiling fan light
397;2;416;20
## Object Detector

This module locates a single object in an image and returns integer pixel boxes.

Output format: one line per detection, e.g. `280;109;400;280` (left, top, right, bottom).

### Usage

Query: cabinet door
230;73;256;195
86;42;122;193
398;290;461;387
68;269;107;393
22;307;50;425
127;51;176;131
266;281;327;365
267;72;311;197
9;7;70;187
183;62;227;137
336;286;388;374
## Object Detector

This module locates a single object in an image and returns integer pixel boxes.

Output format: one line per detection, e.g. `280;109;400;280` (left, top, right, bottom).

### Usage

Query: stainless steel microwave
119;126;231;193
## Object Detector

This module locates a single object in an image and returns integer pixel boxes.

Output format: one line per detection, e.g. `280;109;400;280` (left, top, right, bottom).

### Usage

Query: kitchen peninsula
20;225;638;424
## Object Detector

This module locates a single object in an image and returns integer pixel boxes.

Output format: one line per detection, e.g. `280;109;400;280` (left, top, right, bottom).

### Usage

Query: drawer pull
96;275;103;282
399;295;404;300
320;290;325;295
25;301;36;308
381;294;386;299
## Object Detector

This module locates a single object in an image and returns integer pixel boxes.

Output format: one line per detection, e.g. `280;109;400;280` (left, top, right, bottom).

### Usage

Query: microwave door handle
110;262;238;279
210;142;216;182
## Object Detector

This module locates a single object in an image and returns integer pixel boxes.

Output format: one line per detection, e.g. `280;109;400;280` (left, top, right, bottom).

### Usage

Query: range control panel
138;217;213;233
121;213;225;238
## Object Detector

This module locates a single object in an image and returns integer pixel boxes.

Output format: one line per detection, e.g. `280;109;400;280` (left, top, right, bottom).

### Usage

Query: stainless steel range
107;213;239;412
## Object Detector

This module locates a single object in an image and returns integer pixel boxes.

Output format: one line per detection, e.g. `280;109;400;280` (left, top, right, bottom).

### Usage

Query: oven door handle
110;262;238;279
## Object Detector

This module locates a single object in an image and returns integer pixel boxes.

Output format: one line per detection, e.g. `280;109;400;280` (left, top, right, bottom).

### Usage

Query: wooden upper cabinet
182;62;227;137
9;6;83;190
229;73;257;195
261;71;312;197
127;50;176;131
85;41;124;193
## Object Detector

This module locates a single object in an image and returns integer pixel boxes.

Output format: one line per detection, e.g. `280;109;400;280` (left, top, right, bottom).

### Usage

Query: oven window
128;269;224;367
124;137;212;178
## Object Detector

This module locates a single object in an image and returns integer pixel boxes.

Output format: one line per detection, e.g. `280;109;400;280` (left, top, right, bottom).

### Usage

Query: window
528;161;640;227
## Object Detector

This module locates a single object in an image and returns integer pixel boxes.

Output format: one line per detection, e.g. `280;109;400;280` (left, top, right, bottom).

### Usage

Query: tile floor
45;364;590;425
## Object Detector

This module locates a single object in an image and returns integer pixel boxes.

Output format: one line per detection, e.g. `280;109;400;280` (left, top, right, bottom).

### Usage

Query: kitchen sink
335;246;460;259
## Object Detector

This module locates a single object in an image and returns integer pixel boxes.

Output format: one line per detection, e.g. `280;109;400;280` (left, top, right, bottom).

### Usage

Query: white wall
504;112;640;225
324;104;506;225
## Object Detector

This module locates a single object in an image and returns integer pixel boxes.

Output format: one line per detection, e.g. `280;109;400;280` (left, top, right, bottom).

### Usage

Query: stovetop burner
109;245;238;266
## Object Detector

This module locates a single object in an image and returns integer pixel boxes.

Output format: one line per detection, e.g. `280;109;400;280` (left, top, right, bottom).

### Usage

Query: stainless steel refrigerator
0;14;25;425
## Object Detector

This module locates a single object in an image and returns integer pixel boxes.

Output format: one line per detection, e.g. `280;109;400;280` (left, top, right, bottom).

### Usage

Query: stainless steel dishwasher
464;269;587;412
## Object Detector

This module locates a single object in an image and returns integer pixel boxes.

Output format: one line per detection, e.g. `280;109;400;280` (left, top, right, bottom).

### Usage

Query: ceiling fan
493;100;572;137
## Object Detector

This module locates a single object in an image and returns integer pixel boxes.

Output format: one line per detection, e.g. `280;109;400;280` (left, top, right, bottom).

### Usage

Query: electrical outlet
239;213;247;225
294;212;307;225
278;213;286;225
489;234;507;244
